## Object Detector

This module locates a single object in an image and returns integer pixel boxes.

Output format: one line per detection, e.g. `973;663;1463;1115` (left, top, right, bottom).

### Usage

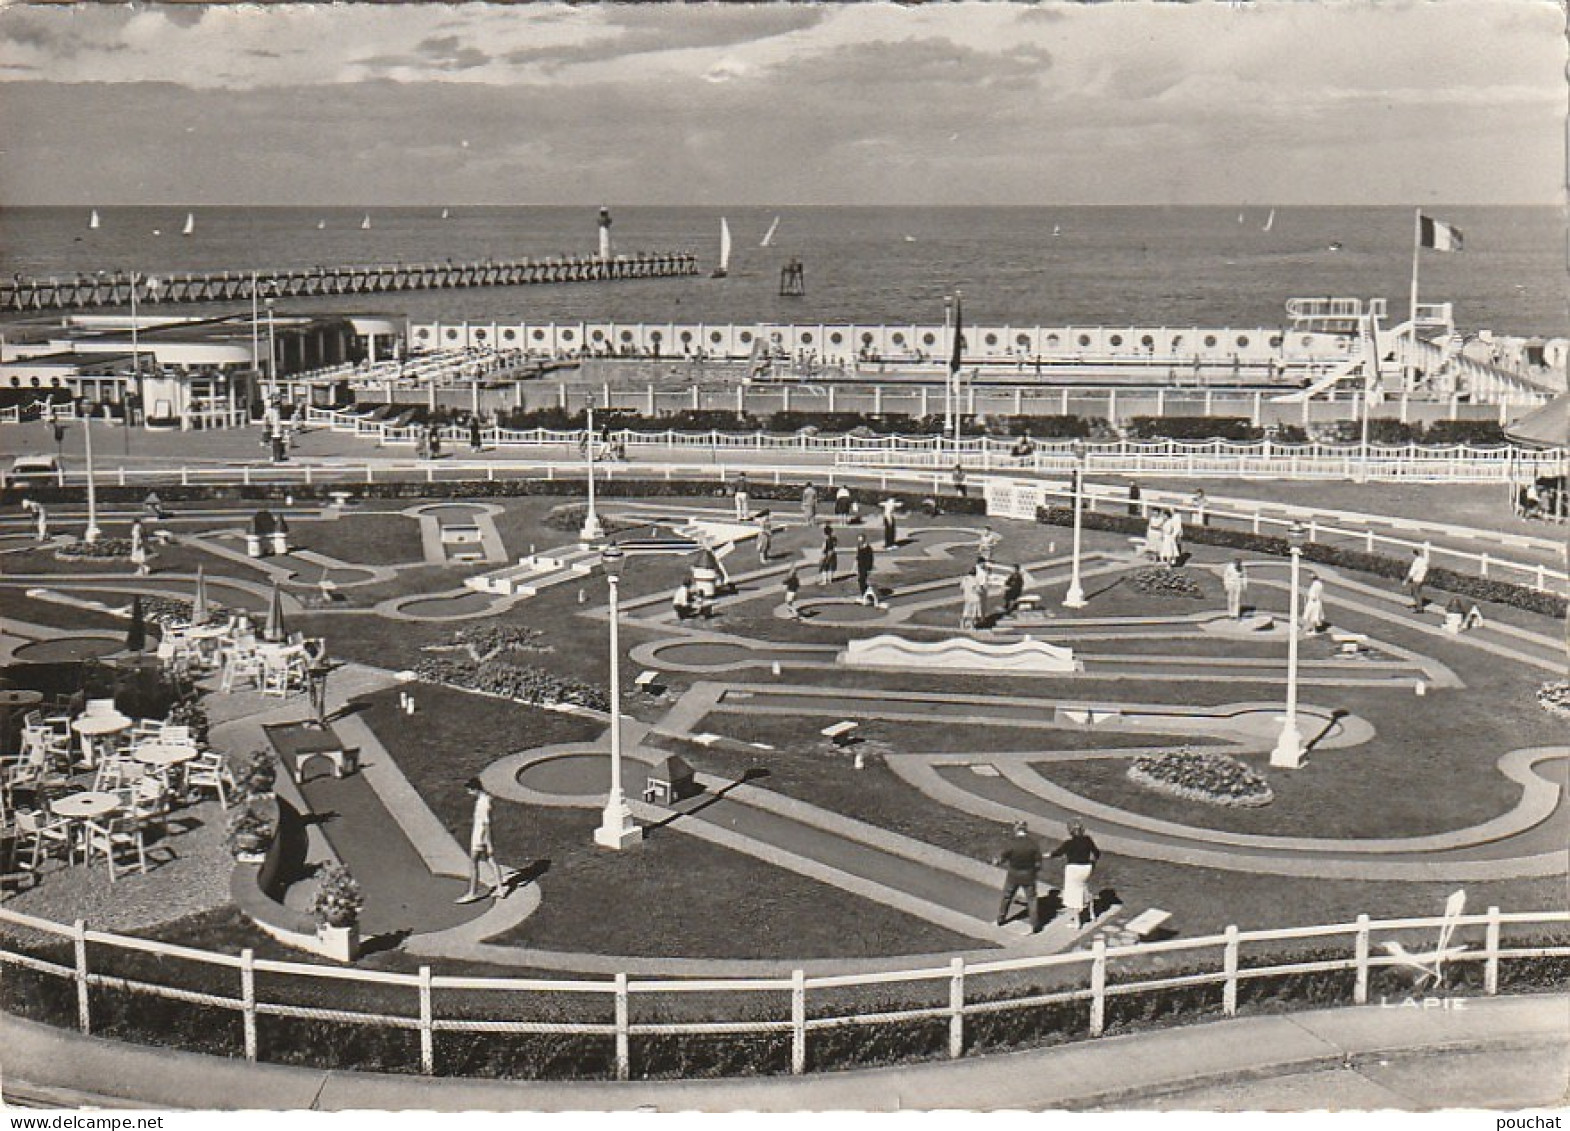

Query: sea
0;205;1561;337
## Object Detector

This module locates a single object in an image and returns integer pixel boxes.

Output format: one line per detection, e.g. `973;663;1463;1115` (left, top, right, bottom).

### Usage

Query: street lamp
1063;440;1088;608
1271;522;1310;769
593;547;643;851
581;395;604;541
82;414;101;545
265;295;279;409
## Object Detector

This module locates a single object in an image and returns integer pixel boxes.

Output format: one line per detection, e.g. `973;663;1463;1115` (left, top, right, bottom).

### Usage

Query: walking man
734;472;750;521
801;482;818;524
1222;558;1248;619
304;638;332;729
756;511;773;563
994;820;1043;931
1405;545;1430;612
818;524;838;586
952;462;968;499
854;534;875;596
1050;819;1102;927
783;566;802;619
1302;572;1326;635
977;525;1000;565
880;497;899;549
458;777;505;904
1002;564;1025;616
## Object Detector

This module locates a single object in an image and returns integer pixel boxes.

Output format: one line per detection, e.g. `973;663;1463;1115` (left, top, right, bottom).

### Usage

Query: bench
1124;908;1172;939
821;720;859;746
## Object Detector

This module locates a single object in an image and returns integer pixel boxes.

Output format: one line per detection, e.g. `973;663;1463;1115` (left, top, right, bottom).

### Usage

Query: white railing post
73;918;91;1034
1485;906;1501;995
1222;925;1240;1016
1353;914;1370;1004
948;956;966;1059
791;968;807;1074
419;966;435;1075
1308;519;1318;542
365;465;374;484
615;972;631;1081
181;467;190;486
1479;553;1489;578
243;467;252;486
1089;938;1107;1037
241;948;258;1061
117;468;126;487
305;465;313;486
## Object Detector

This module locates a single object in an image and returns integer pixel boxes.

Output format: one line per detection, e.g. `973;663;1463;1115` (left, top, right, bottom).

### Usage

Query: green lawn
289;511;426;566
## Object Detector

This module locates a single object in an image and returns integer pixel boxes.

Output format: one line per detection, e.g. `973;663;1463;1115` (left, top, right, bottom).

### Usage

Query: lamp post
82;414;101;545
581;395;604;541
1271;522;1309;769
593;547;642;850
1063;440;1088;608
265;295;279;410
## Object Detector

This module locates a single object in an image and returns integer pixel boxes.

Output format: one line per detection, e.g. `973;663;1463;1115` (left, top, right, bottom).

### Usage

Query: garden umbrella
191;565;209;626
263;580;285;643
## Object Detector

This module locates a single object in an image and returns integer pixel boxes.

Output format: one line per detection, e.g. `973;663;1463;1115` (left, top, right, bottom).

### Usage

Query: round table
0;689;43;758
133;743;198;771
50;791;121;821
71;714;132;768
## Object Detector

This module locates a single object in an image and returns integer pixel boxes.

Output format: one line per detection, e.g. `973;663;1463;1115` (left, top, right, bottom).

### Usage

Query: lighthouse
598;206;613;261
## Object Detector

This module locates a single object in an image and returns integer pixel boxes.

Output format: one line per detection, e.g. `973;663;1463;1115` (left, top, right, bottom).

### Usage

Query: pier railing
2;904;1564;1080
0;252;700;313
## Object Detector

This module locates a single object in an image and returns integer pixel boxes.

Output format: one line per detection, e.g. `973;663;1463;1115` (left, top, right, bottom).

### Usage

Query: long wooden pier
0;251;700;313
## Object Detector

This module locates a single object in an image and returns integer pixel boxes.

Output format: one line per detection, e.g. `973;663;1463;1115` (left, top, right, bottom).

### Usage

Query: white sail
361;214;371;230
89;209;100;230
713;217;732;277
441;208;451;220
1052;224;1061;237
1262;209;1275;233
1237;212;1245;224
182;212;194;236
760;215;780;248
317;219;326;230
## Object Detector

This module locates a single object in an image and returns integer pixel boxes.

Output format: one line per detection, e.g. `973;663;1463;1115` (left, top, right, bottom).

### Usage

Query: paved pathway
2;993;1562;1111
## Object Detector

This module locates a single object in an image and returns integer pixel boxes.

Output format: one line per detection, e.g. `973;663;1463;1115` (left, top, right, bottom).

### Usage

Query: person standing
129;518;150;576
29;500;48;543
1301;572;1326;634
960;572;982;630
468;416;483;453
1050;819;1102;927
993;820;1043;931
977;525;1000;565
1161;508;1184;566
458;777;505;904
734;472;750;521
952;463;968;499
1127;480;1143;518
1222;558;1248;619
801;482;818;524
1002;564;1025;615
304;638;331;729
834;485;853;519
1189;488;1208;527
880;497;899;549
783;566;802;619
855;534;875;595
1404;546;1430;612
1144;508;1163;560
817;524;838;586
756;511;773;563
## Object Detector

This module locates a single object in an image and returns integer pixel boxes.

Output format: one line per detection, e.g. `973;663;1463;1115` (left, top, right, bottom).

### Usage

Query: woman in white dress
1301;573;1326;634
1161;509;1184;565
1222;558;1248;619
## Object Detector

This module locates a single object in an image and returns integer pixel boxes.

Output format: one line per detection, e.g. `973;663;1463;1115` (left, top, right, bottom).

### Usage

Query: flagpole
943;295;954;442
1407;208;1421;393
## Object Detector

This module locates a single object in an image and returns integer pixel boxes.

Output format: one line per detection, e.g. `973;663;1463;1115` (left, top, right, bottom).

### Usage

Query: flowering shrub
1536;680;1570;720
310;863;364;930
227;748;278;800
139;594;229;629
56;538;132;560
542;504;647;535
423;624;551;664
1129;566;1205;599
415;655;608;711
1128;749;1274;807
166;694;211;748
225;797;278;858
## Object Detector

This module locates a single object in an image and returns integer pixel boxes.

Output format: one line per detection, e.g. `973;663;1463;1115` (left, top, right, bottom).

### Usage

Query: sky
0;0;1562;206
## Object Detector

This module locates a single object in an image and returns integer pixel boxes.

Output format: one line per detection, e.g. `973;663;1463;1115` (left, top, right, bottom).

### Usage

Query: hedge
1038;506;1569;619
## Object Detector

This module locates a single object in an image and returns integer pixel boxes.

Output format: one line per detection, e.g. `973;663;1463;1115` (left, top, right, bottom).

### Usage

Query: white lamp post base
580;512;604;541
1063;583;1087;609
1270;718;1306;769
84;526;102;544
594;800;643;850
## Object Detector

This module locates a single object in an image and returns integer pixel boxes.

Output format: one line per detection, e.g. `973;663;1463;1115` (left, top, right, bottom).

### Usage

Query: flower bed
55;538;132;560
542;503;648;535
1129;566;1205;599
1536;680;1570;720
414;655;607;711
1127;749;1274;807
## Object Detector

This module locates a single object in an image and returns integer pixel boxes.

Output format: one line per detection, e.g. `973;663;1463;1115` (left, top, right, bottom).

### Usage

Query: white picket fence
1;905;1565;1079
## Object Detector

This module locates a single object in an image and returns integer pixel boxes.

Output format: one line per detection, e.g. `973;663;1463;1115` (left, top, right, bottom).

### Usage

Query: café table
0;689;44;759
133;742;199;789
50;790;122;862
71;713;132;769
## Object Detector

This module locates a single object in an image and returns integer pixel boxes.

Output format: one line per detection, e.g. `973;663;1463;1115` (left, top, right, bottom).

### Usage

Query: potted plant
227;748;278;800
310;863;364;962
225;798;278;863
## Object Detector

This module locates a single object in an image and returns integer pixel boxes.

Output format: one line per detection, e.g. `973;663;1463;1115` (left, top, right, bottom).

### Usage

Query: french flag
1419;214;1464;252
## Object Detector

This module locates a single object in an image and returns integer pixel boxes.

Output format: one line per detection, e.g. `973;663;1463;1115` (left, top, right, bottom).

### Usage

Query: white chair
120;776;168;837
83;817;147;881
260;652;299;698
219;648;263;693
84;698;117;718
159;725;196;748
185;750;232;808
14;809;74;869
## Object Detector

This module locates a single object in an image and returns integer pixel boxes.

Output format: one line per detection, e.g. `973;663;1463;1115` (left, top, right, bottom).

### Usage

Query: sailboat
1262;209;1275;233
1237;212;1245;224
317;219;326;230
759;215;780;248
89;209;100;230
1052;224;1062;237
712;217;732;278
360;214;372;231
182;212;194;237
441;208;451;220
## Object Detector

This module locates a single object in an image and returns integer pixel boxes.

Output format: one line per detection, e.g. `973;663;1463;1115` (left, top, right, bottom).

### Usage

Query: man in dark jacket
854;535;875;595
994;820;1043;931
